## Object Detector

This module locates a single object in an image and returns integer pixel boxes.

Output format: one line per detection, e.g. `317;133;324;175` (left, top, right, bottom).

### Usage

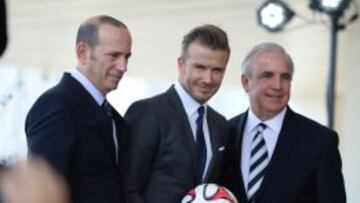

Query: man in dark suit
123;24;230;203
223;42;346;203
25;15;132;203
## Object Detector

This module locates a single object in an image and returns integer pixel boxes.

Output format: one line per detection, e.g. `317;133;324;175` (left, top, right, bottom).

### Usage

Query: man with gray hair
223;42;346;203
26;15;132;203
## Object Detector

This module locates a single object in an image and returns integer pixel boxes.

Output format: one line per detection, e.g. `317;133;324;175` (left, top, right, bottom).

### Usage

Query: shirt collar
247;107;287;134
174;81;207;117
70;68;105;106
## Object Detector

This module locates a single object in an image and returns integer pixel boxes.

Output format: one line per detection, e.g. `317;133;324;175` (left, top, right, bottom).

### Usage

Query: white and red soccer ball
181;183;238;203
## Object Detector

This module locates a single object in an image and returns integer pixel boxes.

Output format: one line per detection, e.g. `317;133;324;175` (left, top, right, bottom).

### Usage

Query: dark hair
76;15;127;49
242;42;294;77
181;24;230;57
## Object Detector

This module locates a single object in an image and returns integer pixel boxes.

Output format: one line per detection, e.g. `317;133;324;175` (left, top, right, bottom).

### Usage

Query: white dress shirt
70;68;105;105
241;107;287;190
174;82;213;180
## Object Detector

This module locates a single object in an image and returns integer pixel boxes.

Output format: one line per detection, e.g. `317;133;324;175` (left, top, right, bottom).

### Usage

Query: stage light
310;0;351;15
256;0;357;129
257;0;295;32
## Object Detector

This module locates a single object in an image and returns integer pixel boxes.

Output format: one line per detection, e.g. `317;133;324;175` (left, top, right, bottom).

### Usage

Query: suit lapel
111;109;126;171
61;73;118;166
234;112;250;202
203;107;221;181
165;86;198;182
100;117;118;165
256;108;301;202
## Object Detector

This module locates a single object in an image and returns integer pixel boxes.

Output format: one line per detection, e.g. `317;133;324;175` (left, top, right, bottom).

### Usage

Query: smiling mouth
266;94;284;100
198;86;212;93
109;74;122;80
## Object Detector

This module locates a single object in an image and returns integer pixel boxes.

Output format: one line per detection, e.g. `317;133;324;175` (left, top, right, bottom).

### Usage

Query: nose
203;70;214;85
271;76;283;90
116;57;128;72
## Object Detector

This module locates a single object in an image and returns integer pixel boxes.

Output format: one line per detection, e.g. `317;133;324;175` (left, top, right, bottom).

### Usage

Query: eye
282;73;292;80
213;68;225;73
107;53;120;60
194;64;206;70
260;72;272;78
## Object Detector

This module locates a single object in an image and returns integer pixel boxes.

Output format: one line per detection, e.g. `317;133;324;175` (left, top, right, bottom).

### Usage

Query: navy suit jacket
123;86;228;203
223;107;346;203
26;73;126;203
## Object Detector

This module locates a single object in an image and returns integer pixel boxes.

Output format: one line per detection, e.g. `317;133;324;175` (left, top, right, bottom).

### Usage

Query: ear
76;42;90;65
177;56;185;72
241;74;250;93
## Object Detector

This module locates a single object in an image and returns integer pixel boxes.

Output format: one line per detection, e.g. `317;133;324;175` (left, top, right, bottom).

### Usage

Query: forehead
94;24;132;54
97;24;131;44
252;51;292;73
185;42;229;61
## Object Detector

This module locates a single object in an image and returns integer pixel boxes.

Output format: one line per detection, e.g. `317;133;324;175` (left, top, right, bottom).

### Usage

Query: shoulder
29;82;74;111
225;112;247;144
229;112;247;130
288;109;338;142
125;86;179;115
124;90;170;123
127;91;167;111
207;106;227;122
292;110;335;133
25;76;85;125
29;84;64;110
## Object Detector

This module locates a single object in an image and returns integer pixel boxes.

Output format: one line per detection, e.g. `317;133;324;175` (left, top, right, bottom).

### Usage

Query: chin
196;96;210;104
107;85;118;92
268;107;285;115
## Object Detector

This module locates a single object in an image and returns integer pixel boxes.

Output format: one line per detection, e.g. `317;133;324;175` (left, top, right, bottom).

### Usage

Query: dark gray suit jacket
26;73;126;203
222;107;346;203
123;86;227;203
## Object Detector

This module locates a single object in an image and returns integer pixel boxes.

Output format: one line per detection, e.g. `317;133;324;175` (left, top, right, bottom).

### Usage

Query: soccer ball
181;183;238;203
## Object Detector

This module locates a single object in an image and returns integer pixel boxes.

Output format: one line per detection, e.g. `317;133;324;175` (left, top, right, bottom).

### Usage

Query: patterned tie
196;106;206;184
101;99;119;164
247;123;268;201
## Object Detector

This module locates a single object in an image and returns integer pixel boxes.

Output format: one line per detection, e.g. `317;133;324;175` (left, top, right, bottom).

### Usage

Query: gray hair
242;42;294;77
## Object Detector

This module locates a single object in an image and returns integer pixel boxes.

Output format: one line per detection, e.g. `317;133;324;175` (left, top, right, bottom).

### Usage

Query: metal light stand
327;12;340;129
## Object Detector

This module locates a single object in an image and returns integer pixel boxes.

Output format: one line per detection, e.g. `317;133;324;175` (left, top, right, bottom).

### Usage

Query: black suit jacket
26;73;126;203
123;86;227;203
223;107;346;203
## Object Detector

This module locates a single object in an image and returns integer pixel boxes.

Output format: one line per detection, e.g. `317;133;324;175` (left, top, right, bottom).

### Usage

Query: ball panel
181;183;238;203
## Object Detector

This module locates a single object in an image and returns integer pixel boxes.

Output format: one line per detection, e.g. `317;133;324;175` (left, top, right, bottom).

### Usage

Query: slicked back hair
76;15;127;50
181;24;230;58
242;42;294;77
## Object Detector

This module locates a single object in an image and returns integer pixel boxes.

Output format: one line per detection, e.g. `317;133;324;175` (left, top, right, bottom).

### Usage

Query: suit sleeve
317;131;346;203
26;97;76;176
123;101;160;203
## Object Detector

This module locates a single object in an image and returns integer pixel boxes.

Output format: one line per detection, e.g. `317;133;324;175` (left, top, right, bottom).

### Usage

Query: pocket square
218;146;225;151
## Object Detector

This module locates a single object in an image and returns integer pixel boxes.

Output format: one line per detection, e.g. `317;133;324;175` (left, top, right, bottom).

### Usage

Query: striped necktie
247;123;268;201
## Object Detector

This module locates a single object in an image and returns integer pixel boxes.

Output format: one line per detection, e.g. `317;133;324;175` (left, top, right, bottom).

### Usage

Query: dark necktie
196;106;206;184
101;99;112;117
247;123;268;201
101;99;119;164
